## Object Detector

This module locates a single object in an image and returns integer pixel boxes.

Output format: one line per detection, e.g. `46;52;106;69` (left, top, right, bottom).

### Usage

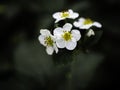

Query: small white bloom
53;9;79;23
53;23;81;50
73;17;102;29
87;29;95;37
38;29;58;55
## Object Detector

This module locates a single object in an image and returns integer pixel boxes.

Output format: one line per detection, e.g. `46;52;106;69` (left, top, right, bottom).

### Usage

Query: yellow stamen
84;18;93;25
61;11;69;18
45;36;54;46
62;31;72;41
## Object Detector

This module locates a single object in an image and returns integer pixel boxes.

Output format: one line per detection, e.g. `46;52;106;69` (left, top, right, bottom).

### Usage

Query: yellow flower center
45;36;54;46
62;31;72;41
61;11;69;18
84;18;93;25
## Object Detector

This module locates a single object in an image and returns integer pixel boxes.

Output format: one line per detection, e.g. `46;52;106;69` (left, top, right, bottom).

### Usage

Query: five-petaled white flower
53;23;81;50
53;9;79;23
73;17;102;29
86;29;95;37
38;29;58;55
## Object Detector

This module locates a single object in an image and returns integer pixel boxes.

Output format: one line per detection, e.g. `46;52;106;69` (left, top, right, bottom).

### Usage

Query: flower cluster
38;9;102;55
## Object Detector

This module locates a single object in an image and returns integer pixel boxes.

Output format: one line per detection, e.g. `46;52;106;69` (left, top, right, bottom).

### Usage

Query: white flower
38;29;58;55
86;29;95;37
53;9;79;23
73;17;102;29
53;23;81;50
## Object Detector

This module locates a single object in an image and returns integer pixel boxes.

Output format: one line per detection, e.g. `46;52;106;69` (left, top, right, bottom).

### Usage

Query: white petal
56;39;65;48
68;9;73;14
69;13;79;19
46;46;54;55
79;17;85;22
63;23;72;31
40;29;50;36
71;30;81;41
53;44;59;53
72;37;76;42
87;29;95;37
66;41;77;50
93;22;102;28
80;24;92;29
53;12;65;23
52;12;61;19
73;21;81;27
53;27;63;36
73;18;85;28
68;9;79;19
38;35;46;46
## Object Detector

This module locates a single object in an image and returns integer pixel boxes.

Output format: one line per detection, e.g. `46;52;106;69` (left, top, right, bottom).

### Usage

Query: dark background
0;0;120;90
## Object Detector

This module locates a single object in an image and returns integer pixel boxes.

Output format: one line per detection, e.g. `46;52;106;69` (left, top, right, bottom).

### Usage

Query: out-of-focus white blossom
74;17;102;29
53;9;79;23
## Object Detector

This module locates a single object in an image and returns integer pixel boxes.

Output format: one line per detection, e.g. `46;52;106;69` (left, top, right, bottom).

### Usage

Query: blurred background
0;0;120;90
